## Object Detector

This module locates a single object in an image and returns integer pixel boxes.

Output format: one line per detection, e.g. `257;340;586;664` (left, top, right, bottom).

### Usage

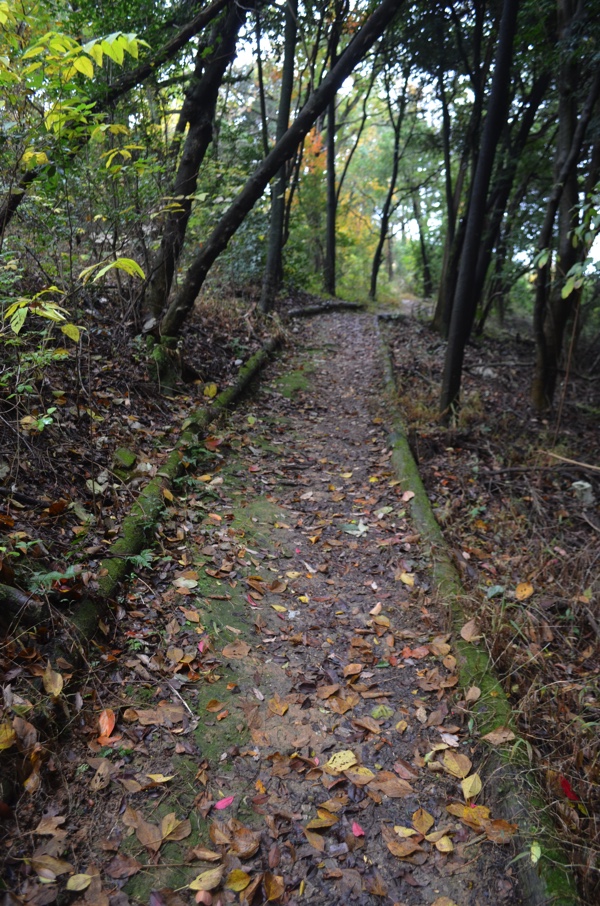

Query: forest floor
0;295;599;905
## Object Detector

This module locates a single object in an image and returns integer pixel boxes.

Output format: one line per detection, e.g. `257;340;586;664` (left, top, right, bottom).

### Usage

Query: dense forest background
1;0;599;417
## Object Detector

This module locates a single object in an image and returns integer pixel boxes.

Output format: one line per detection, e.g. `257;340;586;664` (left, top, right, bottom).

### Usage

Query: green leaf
10;307;28;334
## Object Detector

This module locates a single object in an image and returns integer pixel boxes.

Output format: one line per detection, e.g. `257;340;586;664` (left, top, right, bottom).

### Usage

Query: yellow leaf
43;663;63;697
443;750;472;779
146;773;174;783
0;721;16;750
60;322;81;342
393;826;417;838
323;750;357;775
271;604;287;613
73;55;94;78
204;383;218;398
515;581;534;601
461;773;482;800
66;874;92;891
226;869;251;892
399;571;414;587
189;866;224;891
434;835;454;853
162;487;174;502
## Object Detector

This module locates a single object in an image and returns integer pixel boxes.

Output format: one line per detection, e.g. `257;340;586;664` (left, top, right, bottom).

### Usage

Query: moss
113;447;137;470
274;366;314;398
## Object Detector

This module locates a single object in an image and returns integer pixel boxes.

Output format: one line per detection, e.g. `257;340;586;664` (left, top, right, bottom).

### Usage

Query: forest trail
7;311;522;906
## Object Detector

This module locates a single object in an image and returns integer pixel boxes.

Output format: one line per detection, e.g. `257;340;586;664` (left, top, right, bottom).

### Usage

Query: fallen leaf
190;846;221;862
264;872;285;901
482;726;516;745
323;750;357;775
189;866;224;891
214;795;234;810
460;619;481;642
0;721;16;751
97;708;116;742
105;854;142;879
412;808;434;835
443;750;472;779
268;694;289;716
515;582;534;601
66;874;92;891
351;821;365;837
43;663;63;697
434;835;454;853
484;818;518;843
222;641;251;659
303;828;326;851
465;686;481;703
461;773;482;800
226;870;252;892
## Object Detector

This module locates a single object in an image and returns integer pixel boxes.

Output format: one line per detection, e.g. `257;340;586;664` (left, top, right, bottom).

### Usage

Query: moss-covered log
67;336;281;642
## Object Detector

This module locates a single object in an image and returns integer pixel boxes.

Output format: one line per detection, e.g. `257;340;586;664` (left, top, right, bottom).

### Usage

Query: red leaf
214;796;234;810
352;821;365;837
559;775;579;801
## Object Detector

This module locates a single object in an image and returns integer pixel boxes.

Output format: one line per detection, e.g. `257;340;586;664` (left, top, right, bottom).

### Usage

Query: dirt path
6;312;521;906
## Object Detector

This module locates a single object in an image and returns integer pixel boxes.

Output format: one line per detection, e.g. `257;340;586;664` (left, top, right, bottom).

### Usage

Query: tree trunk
144;1;249;324
260;0;298;312
532;60;600;409
412;191;433;298
440;0;520;418
159;0;405;338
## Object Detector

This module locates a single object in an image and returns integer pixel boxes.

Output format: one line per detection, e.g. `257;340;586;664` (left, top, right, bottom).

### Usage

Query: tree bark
440;0;520;418
532;64;600;409
159;0;405;338
260;0;298;312
143;1;250;323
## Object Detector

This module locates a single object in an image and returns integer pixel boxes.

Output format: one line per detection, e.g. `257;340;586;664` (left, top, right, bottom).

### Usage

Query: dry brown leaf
222;640;251;659
411;808;434;835
190;846;222;862
481;726;516;745
304;828;326;851
352;716;381;735
460;619;482;642
484;818;518;843
369;772;413;798
264;872;285;901
268;694;289;716
105;854;142;879
465;686;481;703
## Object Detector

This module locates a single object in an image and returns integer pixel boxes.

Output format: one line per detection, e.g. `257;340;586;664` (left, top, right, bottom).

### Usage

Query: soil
1;309;524;906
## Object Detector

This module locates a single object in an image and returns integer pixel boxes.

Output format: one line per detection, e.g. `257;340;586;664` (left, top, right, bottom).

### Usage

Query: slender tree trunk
324;93;337;294
369;68;409;301
159;0;405;337
532;63;600;409
255;7;270;159
144;1;249;324
440;0;520;418
412;191;433;298
260;0;298;312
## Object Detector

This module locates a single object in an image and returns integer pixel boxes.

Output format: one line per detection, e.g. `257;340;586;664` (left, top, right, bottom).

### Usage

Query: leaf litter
1;312;522;904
